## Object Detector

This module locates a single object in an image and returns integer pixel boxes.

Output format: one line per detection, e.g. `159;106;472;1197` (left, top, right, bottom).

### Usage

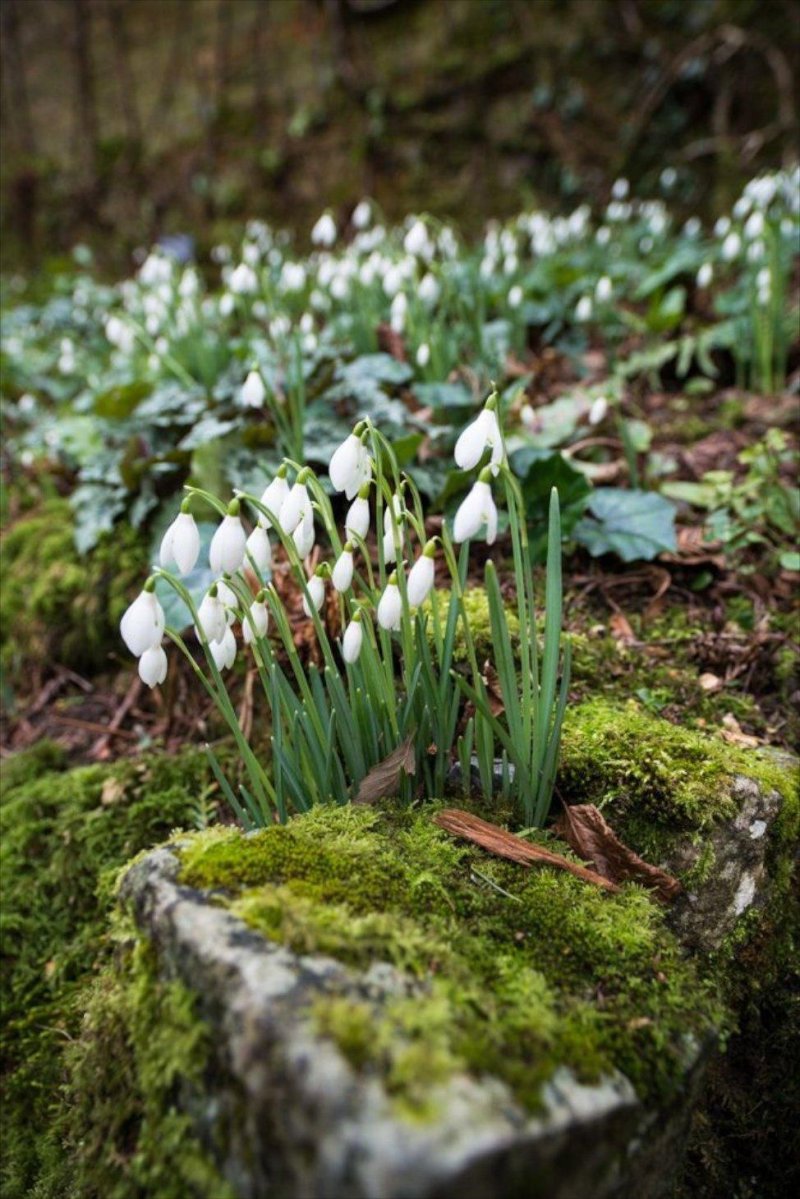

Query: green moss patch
0;743;226;1198
0;498;147;680
178;802;725;1117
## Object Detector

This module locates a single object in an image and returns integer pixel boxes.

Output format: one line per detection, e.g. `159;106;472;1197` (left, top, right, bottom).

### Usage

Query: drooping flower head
453;468;498;545
120;578;165;657
260;464;289;529
342;608;363;663
210;499;247;575
377;571;402;631
454;392;503;475
159;499;200;576
407;539;437;607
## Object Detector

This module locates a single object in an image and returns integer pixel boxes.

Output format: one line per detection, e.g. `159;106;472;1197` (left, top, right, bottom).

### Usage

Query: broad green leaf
573;488;677;561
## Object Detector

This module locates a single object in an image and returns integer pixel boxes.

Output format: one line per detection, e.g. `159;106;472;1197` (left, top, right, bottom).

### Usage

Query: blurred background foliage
1;0;796;272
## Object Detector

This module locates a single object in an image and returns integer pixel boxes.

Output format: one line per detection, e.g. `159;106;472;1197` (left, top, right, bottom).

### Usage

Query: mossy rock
0;498;147;682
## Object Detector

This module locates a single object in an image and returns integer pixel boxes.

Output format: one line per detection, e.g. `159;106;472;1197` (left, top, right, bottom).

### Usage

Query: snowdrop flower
120;581;165;657
332;543;355;593
346;485;371;541
454;396;503;474
311;212;337;247
210;502;247;575
407;540;436;606
612;177;629;200
404;219;429;257
660;167;677;190
697;262;713;289
241;369;266;408
219;293;235;317
747;240;765;263
575;295;593;322
260;466;290;528
246;524;272;574
744;211;765;240
377;572;402;630
302;570;326;617
293;505;315;559
195;586;227;644
279;471;312;535
390;292;407;333
342;611;363;662
453;470;498;545
684;216;701;239
714;216;731;238
418;273;439;304
242;594;269;645
416;343;430;368
508;285;523;309
138;643;168;689
330;425;370;498
160;505;201;576
588;396;609;426
216;579;239;626
595;276;612;303
352;199;372;229
230;263;258;294
596;225;611;246
210;625;237;671
721;232;741;261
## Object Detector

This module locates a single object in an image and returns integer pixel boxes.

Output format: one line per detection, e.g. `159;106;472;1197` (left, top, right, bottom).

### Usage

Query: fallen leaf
554;803;681;903
355;736;416;804
699;672;723;693
720;712;760;748
610;612;636;645
433;809;619;893
101;777;126;806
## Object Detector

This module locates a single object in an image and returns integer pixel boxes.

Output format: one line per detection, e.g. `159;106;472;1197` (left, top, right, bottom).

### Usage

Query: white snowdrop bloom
454;405;503;473
418;273;439;305
407;542;436;606
721;232;741;261
279;478;311;535
520;403;535;429
588;396;609;426
196;590;228;645
310;289;327;312
300;312;315;335
246;524;272;574
697;262;713;289
595;275;612;303
302;333;317;353
144;315;159;337
210;512;247;575
639;236;654;254
345;493;370;541
352;199;372;229
747;240;765;263
302;574;325;617
253;300;268;320
178;269;199;298
575;295;593;322
138;644;168;689
159;510;200;576
596;225;611;246
359;260;377;287
280;262;306;291
329;431;366;497
120;588;165;657
293;505;315;559
684;216;701;238
390;292;407;332
311;212;337;247
230;263;258;294
504;253;518;275
416;342;431;368
242;242;260;266
383;265;404;297
714;216;731;238
660;167;677;190
105;315;127;348
331;274;349;301
479;255;496;279
332;545;355;593
260;470;290;527
611;177;629;200
17;393;36;414
219;293;235;317
404;220;429;257
270;315;291;339
453;478;498;545
243;598;269;645
210;625;237;671
382;525;399;564
241;369;266;408
377;577;402;631
342;614;363;663
508;284;523;309
744;211;765;240
216;580;239;626
733;196;751;220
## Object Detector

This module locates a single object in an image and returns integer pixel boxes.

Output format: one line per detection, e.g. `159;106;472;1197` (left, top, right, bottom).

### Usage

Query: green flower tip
297;467;312;485
343;541;354;553
277;463;289;479
180;497;192;515
485;387;499;411
256;588;267;602
143;576;156;593
423;538;438;558
357;482;371;499
388;570;398;585
227;498;240;517
351;607;363;623
316;562;332;579
354;420;366;437
208;583;218;598
478;466;493;484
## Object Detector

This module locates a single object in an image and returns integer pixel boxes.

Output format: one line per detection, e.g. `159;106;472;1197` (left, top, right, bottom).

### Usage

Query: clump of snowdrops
120;391;570;828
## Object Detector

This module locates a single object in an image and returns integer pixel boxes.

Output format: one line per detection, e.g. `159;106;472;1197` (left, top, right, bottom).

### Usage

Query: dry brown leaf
433;809;619;893
720;713;760;748
554;804;681;903
698;672;723;693
355;736;416;805
609;612;636;645
101;777;125;806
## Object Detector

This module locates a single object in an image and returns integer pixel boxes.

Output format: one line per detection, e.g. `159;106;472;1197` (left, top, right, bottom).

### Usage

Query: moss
178;801;727;1117
0;743;224;1198
0;498;147;680
425;586;520;664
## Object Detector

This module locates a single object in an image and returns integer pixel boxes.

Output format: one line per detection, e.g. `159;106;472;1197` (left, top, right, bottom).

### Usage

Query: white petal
293;506;315;559
342;621;363;663
138;645;168;688
241;370;266;408
243;601;269;645
209;515;246;575
382;526;398;563
377;582;402;630
172;513;200;575
211;626;237;670
329;435;361;495
196;594;227;644
486;496;498;545
332;550;354;593
120;591;164;657
159;522;175;568
407;555;435;606
345;496;370;540
453;481;489;542
279;482;309;535
260;475;289;528
246;525;272;574
217;579;239;626
454;410;491;471
302;575;325;617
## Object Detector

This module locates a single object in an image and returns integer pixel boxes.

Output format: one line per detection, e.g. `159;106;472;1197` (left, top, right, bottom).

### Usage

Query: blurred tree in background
0;0;796;269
